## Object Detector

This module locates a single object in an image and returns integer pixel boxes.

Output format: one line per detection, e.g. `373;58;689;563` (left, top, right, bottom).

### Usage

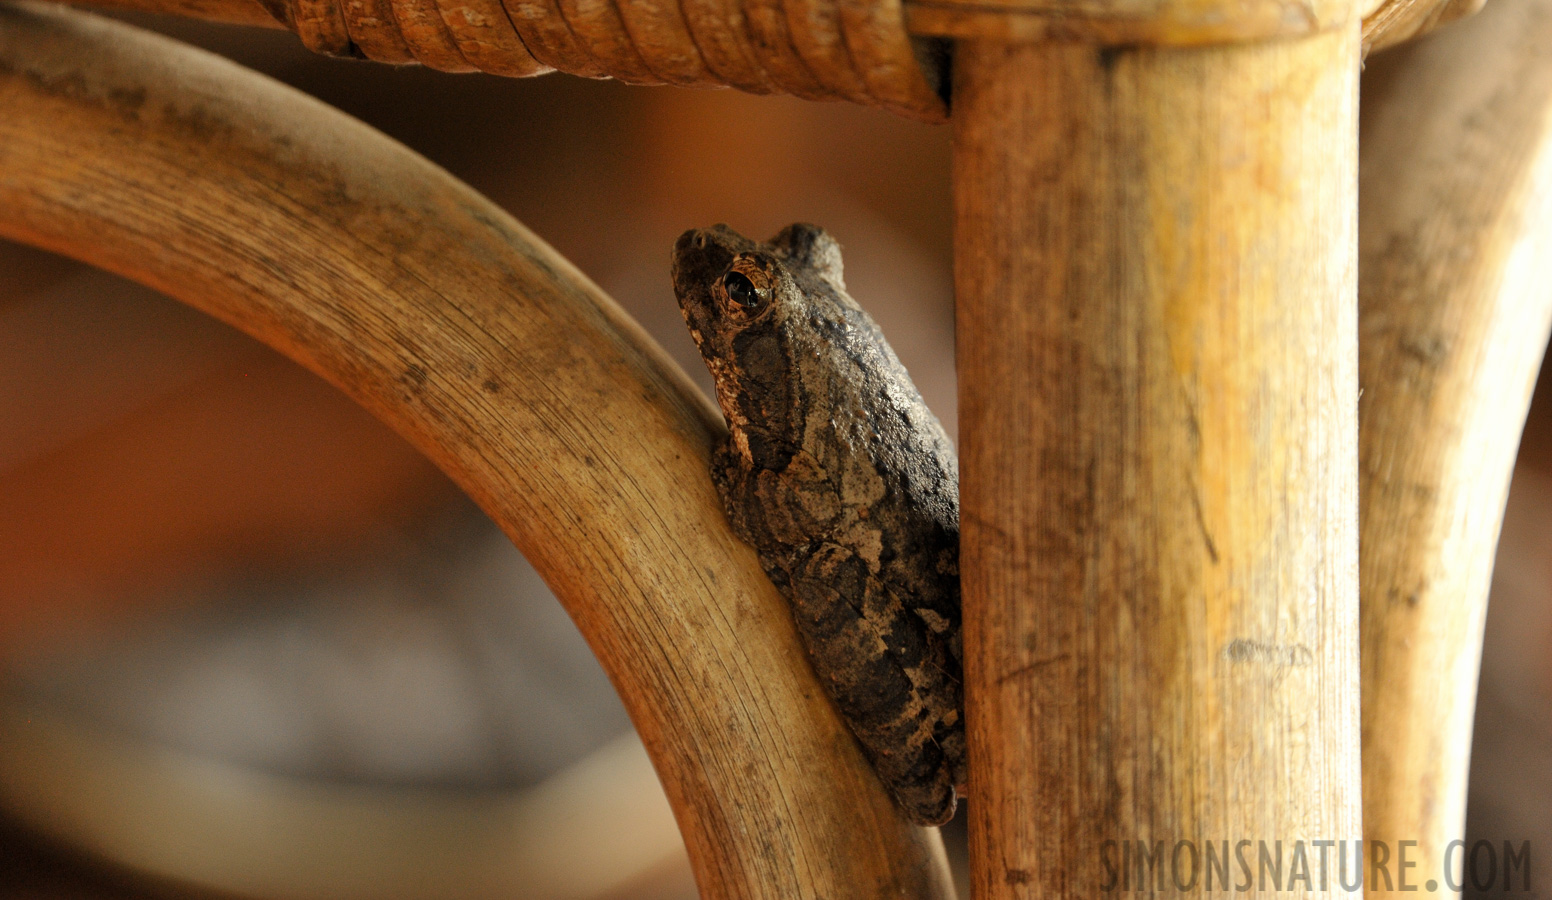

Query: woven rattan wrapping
261;0;948;120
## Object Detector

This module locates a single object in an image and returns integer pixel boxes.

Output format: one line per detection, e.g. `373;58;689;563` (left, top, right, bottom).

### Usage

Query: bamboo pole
1358;0;1552;892
953;29;1363;899
0;6;954;898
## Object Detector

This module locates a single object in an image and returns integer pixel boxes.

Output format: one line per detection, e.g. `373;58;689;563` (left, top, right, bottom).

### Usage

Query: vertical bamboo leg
954;30;1363;898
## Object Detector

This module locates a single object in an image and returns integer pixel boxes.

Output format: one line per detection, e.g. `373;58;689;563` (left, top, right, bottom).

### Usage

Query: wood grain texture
782;0;874;104
1358;0;1552;891
1362;0;1482;51
554;0;663;83
906;0;1352;45
341;0;417;63
739;0;832;100
677;0;779;93
0;6;955;899
953;29;1363;899
904;0;1464;51
837;0;947;120
610;0;721;87
388;0;479;70
292;0;354;55
501;0;609;77
429;0;551;78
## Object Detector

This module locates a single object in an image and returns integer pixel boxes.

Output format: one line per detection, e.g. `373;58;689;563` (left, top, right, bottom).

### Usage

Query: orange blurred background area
0;240;457;641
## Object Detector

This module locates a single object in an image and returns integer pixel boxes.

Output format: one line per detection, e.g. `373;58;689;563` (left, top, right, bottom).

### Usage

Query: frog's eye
723;271;761;308
717;259;772;315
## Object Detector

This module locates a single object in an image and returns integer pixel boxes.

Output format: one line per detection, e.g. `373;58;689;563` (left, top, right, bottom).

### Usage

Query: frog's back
798;285;961;614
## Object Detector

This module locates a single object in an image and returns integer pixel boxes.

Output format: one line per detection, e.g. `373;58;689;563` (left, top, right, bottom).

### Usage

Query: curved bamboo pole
1358;0;1552;892
0;6;954;899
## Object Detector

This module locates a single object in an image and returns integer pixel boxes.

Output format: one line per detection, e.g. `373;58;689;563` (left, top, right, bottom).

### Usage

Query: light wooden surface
1358;0;1552;891
905;0;1353;47
953;28;1363;899
905;0;1470;48
0;5;954;899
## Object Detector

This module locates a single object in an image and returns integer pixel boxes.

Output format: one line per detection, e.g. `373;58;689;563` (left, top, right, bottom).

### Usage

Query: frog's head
671;223;847;463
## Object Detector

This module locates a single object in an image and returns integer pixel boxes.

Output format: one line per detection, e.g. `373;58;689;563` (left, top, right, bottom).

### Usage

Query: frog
671;223;964;826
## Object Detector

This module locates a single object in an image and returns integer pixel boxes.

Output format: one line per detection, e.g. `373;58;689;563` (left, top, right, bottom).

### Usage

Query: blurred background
0;7;1547;900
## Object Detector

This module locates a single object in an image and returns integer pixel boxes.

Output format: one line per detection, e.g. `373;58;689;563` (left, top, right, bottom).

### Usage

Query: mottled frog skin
671;223;963;825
